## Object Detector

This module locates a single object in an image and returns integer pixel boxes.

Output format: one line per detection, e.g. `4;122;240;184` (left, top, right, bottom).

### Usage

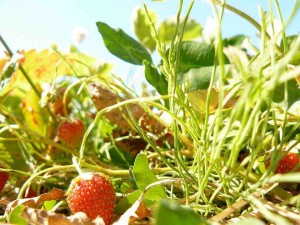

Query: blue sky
0;0;299;80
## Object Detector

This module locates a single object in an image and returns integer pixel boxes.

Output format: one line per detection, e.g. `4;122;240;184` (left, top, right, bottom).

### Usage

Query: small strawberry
24;186;38;198
0;169;9;193
58;119;85;148
274;152;300;174
67;173;116;224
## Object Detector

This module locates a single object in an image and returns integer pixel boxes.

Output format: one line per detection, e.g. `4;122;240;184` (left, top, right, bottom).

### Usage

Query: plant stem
212;0;282;55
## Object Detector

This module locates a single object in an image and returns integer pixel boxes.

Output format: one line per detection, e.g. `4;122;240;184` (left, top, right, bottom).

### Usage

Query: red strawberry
0;169;9;193
274;152;300;174
24;186;38;198
58;119;85;148
67;173;116;224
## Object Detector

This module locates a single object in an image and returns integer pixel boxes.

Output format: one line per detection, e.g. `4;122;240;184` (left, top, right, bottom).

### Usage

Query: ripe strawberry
58;119;85;148
274;152;300;174
0;169;9;193
24;186;38;198
67;173;116;224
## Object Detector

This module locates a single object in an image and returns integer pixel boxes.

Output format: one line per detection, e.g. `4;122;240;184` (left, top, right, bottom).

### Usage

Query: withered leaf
7;188;65;212
113;200;150;225
21;207;105;225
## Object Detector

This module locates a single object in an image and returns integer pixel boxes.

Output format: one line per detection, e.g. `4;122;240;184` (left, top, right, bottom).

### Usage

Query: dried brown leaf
113;200;150;225
7;188;65;212
21;207;105;225
90;84;145;131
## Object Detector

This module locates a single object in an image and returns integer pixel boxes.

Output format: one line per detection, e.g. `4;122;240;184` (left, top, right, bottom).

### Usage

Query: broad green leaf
144;60;168;95
155;200;209;225
178;65;231;91
273;79;300;107
175;41;230;91
133;7;157;52
177;41;215;73
22;86;49;136
159;17;202;45
0;130;29;171
223;34;247;47
96;21;152;65
132;153;167;200
43;200;57;211
8;205;27;225
228;218;264;225
115;190;142;213
115;190;155;213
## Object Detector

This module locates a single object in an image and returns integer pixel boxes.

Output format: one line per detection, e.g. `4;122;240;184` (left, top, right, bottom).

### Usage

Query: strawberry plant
0;0;300;224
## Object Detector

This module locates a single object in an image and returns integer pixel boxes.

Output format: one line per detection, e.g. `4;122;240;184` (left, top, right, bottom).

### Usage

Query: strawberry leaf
96;21;152;65
132;153;167;200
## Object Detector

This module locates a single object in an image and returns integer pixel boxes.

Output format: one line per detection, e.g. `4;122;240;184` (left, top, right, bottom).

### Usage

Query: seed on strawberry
58;119;85;149
67;173;116;224
274;152;300;174
0;168;9;193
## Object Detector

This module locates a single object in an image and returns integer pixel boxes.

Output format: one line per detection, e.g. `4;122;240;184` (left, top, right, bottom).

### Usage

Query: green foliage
96;21;152;65
0;131;29;171
228;218;265;225
8;205;27;225
144;60;168;95
223;34;247;48
133;7;158;52
154;200;210;225
273;79;300;107
176;41;216;73
132;153;167;200
175;41;229;91
158;17;202;45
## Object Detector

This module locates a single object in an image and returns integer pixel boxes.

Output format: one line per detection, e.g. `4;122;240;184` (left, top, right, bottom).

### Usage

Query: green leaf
43;200;57;211
175;41;230;91
159;17;202;45
273;79;300;107
228;218;265;225
115;190;156;213
96;21;152;65
177;41;216;73
8;205;27;225
133;7;157;52
22;86;49;136
144;60;168;95
115;190;142;213
178;65;231;91
223;34;247;47
0;130;29;171
155;200;210;225
132;153;167;200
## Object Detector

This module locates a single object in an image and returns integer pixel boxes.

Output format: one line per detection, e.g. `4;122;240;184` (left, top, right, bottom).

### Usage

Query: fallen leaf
113;200;150;225
7;188;65;212
21;207;105;225
90;84;145;131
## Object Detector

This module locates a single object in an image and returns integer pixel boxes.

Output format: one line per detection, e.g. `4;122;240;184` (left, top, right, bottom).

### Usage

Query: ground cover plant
0;0;300;224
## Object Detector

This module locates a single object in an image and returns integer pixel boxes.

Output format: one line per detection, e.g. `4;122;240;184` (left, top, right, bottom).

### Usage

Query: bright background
1;0;299;81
